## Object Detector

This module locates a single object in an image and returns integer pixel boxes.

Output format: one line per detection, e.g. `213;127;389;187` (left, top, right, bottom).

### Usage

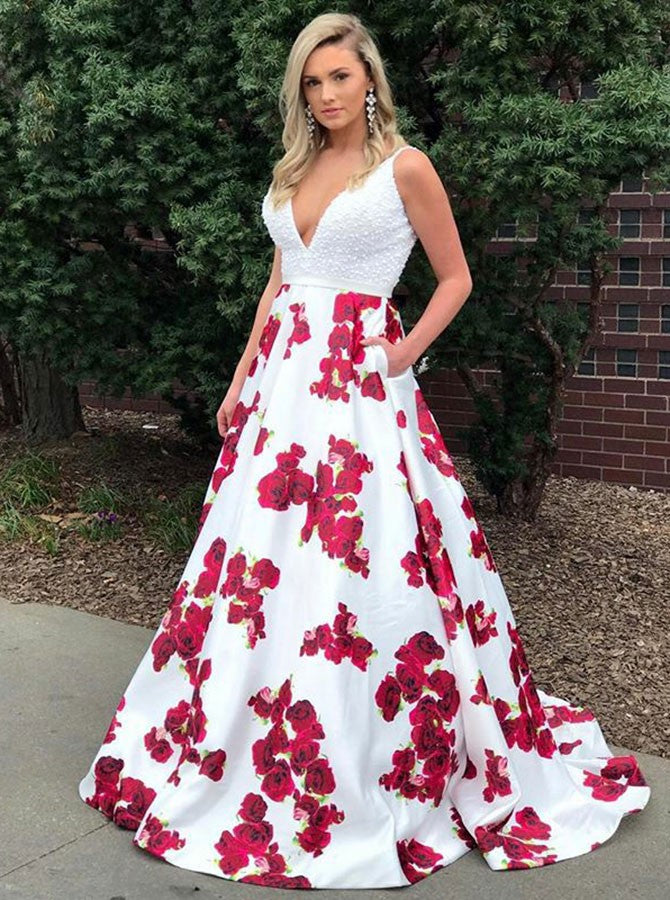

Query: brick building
421;172;670;493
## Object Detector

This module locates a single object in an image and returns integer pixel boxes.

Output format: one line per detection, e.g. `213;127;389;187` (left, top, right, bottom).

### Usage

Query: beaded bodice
261;145;419;297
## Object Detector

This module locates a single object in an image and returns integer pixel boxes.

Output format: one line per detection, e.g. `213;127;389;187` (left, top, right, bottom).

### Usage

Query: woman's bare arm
374;150;473;372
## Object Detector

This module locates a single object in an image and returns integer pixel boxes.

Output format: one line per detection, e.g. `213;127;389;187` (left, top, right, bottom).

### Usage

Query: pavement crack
0;821;111;878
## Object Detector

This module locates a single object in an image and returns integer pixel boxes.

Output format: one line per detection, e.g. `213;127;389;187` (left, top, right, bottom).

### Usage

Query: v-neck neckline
289;150;399;252
289;189;348;252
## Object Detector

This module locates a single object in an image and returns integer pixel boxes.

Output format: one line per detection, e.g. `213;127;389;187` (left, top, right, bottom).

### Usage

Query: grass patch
0;447;206;555
77;483;128;516
0;451;61;548
0;450;60;509
73;510;123;543
141;482;206;555
0;504;23;541
20;515;62;555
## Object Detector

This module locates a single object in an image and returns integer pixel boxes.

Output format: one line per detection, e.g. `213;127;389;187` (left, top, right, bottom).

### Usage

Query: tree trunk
19;347;86;443
497;440;557;520
0;336;21;425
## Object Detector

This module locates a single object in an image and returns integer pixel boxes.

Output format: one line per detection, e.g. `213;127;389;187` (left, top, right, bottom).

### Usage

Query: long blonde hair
266;12;408;209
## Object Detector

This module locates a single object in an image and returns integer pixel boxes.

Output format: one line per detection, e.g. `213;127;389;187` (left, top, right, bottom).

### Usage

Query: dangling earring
305;103;316;143
365;87;377;134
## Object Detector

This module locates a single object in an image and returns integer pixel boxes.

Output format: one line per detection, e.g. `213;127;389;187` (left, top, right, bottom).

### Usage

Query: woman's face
301;42;373;135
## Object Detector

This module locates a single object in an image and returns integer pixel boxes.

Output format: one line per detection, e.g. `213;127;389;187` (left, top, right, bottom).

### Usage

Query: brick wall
419;367;670;493
420;173;670;493
78;380;196;416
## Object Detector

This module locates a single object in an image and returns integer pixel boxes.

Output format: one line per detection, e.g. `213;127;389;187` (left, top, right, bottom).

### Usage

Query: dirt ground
1;406;668;760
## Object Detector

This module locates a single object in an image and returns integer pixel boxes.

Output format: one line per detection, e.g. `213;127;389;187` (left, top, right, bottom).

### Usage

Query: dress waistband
281;272;393;298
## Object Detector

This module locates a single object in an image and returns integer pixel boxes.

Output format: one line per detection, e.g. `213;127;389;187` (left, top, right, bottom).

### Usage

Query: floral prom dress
77;144;650;889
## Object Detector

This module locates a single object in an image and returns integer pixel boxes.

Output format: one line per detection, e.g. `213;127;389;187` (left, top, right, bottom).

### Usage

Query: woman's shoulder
391;145;437;207
392;143;431;175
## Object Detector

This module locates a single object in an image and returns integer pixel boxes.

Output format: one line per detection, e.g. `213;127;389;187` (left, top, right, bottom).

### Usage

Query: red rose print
248;312;282;378
601;755;647;787
233;818;273;853
134;813;186;858
144;727;174;763
376;632;460;806
220;549;281;649
78;277;652;884
150;575;215;679
83;757;157;832
401;495;466;641
103;694;125;744
415;388;460;480
450;805;477;848
283;301;312;359
193;537;227;597
583;770;628;802
248;678;344;855
197;390;262;535
474;805;555;868
375;674;402;722
470;672;493;706
304;758;336;796
465;599;499;646
482;748;513;803
296;824;332;855
199;748;227;781
212;789;306;881
286;699;318;732
309;290;387;404
397;837;444;883
240;792;268;823
261;759;296;802
254;426;271;455
486;622;558;761
300;601;377;671
461;494;497;572
257;435;374;578
544;700;596;727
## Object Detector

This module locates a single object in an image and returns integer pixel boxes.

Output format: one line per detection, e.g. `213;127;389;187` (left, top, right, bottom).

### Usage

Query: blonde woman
79;11;650;890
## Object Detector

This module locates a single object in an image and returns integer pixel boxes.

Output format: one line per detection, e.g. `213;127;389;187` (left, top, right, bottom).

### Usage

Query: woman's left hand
361;336;412;378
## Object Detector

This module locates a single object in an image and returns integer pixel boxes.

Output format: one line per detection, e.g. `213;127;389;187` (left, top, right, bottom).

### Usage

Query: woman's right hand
216;386;241;440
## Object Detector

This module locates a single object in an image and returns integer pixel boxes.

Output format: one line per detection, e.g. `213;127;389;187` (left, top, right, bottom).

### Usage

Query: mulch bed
1;406;668;760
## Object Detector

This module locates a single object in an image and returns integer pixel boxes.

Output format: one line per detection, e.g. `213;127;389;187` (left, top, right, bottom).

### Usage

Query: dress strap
386;144;416;164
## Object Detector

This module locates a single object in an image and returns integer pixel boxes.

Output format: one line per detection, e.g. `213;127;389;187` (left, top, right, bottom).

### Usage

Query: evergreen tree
1;1;668;518
0;0;268;442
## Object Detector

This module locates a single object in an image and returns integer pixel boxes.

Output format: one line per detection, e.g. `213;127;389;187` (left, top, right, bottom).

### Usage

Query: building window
542;72;561;96
664;209;670;239
618;257;640;286
577;208;596;225
619;209;640;238
576;259;591;285
496;220;518;239
660;350;670;380
578;346;596;375
579;79;599;100
663;257;670;287
620;174;644;193
662;304;670;334
616;348;637;377
617;303;640;332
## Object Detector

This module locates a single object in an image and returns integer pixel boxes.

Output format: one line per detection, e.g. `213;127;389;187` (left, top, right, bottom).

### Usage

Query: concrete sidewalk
1;597;667;900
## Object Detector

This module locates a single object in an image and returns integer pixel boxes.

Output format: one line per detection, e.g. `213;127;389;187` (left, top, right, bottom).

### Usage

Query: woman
78;11;650;890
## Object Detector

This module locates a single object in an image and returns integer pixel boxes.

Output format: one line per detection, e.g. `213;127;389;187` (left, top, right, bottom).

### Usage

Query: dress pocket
372;343;412;382
370;343;389;379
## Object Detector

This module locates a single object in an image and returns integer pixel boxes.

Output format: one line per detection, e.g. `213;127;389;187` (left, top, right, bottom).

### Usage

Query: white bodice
261;145;419;297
